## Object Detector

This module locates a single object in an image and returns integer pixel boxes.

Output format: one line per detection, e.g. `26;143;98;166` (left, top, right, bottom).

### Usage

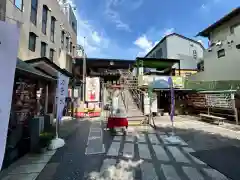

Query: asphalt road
36;120;229;180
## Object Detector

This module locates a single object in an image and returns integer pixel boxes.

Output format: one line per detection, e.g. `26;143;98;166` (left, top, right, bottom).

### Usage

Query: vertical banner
56;72;69;121
85;77;100;102
168;77;175;122
0;22;19;170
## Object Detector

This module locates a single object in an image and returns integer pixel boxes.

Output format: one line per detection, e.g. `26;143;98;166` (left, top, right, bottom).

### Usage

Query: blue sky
70;0;239;59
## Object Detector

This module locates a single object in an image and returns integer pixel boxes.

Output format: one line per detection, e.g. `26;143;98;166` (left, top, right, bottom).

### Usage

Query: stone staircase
121;90;146;126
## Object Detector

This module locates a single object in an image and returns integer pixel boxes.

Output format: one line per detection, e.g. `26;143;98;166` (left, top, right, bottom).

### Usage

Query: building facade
1;0;77;73
189;7;240;81
145;33;205;77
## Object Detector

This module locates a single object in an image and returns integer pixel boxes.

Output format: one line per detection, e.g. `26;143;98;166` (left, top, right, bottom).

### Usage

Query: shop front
3;59;56;169
73;58;135;118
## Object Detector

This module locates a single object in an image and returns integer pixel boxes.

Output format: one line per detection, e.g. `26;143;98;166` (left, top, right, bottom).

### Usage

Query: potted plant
38;132;54;152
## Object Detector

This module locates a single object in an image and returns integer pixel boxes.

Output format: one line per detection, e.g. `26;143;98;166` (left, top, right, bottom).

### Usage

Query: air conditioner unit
208;48;212;52
216;41;222;46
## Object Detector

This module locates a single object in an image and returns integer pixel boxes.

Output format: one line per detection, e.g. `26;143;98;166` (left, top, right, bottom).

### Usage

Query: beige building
189;7;240;81
0;0;77;73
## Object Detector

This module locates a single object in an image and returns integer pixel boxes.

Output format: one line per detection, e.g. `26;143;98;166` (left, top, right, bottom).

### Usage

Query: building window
61;31;65;49
59;48;61;57
70;42;72;53
230;23;240;34
14;0;23;10
217;49;225;58
197;60;204;72
42;5;48;34
49;48;54;61
50;16;56;42
66;37;69;51
41;42;47;57
156;48;162;58
193;50;197;59
30;0;38;25
72;22;76;33
185;72;192;77
236;44;240;49
28;32;37;51
72;46;75;57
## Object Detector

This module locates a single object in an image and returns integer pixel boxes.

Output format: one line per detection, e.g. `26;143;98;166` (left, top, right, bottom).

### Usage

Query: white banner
56;72;69;121
85;77;100;102
0;22;19;170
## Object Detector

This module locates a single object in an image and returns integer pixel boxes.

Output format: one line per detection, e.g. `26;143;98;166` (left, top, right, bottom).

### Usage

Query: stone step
127;116;145;121
128;121;142;126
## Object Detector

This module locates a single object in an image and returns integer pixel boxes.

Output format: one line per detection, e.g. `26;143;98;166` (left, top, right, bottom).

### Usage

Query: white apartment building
0;0;77;73
189;7;240;81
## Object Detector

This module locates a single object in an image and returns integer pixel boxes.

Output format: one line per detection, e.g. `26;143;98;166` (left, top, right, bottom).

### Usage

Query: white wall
209;14;240;43
188;14;240;81
166;35;204;60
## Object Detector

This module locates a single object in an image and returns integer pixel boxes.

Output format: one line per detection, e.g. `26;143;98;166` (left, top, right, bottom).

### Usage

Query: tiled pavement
3;117;231;180
89;126;229;180
0;118;82;180
0;150;56;180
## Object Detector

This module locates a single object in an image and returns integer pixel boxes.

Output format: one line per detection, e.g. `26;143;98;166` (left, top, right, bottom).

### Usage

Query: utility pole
82;37;86;102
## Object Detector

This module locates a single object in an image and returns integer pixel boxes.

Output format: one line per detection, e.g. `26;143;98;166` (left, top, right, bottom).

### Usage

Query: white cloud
64;0;111;57
133;27;175;57
60;0;142;59
163;28;175;36
130;0;144;10
134;35;159;57
105;0;131;31
134;35;152;50
200;0;223;12
201;4;207;9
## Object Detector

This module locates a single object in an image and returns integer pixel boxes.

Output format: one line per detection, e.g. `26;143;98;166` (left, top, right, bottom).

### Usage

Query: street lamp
82;37;86;103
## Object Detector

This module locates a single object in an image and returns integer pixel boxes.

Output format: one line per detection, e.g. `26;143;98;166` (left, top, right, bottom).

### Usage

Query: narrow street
36;117;231;180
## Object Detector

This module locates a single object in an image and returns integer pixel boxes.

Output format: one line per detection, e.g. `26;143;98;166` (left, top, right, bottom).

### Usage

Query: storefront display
13;78;37;124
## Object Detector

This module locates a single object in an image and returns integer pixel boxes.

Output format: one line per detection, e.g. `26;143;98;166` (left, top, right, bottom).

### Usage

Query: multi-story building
189;7;240;81
145;33;205;77
1;0;77;73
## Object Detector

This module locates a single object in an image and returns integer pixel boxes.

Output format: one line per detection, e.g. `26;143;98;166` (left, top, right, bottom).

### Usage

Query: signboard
56;72;69;121
172;76;184;88
0;22;19;170
139;75;184;89
85;77;100;102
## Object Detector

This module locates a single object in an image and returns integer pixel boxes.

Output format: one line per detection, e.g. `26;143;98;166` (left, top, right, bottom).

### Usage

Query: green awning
16;59;56;81
135;57;180;71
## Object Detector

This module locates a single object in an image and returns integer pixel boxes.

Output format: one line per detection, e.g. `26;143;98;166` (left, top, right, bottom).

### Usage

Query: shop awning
25;57;72;79
16;59;56;81
135;57;180;71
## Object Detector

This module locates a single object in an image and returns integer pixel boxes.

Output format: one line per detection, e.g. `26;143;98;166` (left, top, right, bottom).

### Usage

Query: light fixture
110;61;114;66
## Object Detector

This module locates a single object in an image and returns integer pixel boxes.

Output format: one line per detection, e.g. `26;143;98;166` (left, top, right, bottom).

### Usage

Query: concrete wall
4;0;77;72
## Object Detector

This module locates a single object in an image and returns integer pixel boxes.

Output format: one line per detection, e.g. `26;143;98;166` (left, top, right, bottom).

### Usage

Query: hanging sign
0;21;19;170
85;77;100;102
168;77;175;122
56;72;69;121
